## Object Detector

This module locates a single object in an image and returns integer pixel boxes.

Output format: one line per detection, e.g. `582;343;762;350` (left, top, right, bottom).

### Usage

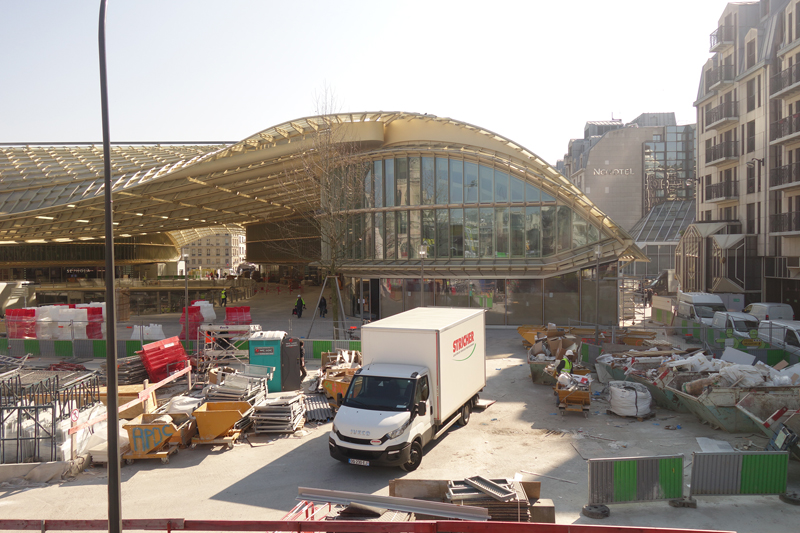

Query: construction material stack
252;390;305;433
206;372;268;404
446;477;531;522
137;337;190;382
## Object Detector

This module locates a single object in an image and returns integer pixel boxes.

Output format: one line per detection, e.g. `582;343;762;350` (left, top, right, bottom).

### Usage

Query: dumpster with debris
122;413;194;464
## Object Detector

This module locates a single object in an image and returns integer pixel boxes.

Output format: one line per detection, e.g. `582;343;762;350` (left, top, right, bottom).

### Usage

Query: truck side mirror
417;401;426;416
336;393;343;406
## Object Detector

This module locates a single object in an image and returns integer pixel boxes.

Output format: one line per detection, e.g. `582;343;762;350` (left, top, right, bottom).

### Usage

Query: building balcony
706;64;735;92
705;100;739;130
710;26;735;53
770;63;800;100
705;181;739;203
770;211;800;234
770;162;800;189
770;114;800;145
705;141;739;166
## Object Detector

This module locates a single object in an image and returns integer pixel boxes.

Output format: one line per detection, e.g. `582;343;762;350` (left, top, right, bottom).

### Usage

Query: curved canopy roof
0;111;645;261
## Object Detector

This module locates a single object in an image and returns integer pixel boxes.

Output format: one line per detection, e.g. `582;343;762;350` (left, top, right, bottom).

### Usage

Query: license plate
348;458;369;466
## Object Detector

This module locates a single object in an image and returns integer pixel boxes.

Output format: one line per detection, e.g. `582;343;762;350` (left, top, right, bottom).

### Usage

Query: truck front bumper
329;437;412;467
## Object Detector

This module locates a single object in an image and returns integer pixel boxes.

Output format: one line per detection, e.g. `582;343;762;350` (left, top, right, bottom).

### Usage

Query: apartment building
184;231;246;275
684;0;800;310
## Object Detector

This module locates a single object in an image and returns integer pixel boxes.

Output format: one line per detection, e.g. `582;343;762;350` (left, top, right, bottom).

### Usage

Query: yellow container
124;414;188;455
192;401;251;441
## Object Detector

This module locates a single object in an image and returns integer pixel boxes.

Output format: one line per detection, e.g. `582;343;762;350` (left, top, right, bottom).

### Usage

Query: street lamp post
595;244;601;345
419;245;427;307
183;248;189;343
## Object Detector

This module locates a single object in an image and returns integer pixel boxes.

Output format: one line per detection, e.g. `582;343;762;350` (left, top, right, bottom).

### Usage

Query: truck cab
329;364;437;471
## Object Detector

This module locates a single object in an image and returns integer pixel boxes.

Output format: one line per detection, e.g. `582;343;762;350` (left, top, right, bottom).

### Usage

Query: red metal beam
0;519;736;533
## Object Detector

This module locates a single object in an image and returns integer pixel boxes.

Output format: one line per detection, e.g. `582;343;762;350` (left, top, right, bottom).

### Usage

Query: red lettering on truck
453;331;475;353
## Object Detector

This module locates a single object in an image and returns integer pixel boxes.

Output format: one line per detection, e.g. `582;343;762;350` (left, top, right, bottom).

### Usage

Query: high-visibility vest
563;358;573;373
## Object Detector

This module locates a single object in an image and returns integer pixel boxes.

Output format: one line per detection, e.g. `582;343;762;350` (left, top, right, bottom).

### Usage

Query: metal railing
705;100;738;126
705;181;739;201
770;62;800;96
770;114;800;142
705;141;738;164
770;211;800;233
709;25;735;51
706;64;735;90
770;161;800;187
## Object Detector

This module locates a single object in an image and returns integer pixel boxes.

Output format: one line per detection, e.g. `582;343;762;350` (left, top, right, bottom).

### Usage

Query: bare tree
264;90;371;337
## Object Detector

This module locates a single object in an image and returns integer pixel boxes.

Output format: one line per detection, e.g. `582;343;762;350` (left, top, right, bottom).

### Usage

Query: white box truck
329;307;486;471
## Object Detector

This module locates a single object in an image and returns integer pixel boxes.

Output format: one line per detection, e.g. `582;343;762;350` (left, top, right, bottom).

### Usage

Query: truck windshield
343;375;415;412
695;304;728;319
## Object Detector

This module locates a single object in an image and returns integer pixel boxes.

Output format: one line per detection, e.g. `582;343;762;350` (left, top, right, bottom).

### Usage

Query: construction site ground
2;288;799;533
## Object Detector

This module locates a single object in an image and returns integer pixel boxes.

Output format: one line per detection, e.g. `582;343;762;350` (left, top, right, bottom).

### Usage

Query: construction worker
220;288;227;307
295;294;306;318
556;349;576;374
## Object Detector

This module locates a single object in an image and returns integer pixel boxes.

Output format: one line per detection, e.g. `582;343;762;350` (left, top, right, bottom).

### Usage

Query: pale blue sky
1;0;733;165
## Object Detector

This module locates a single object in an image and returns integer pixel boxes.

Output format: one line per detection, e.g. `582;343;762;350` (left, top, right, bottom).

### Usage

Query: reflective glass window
397;211;409;259
374;160;383;208
542;189;556;202
510;176;524;202
507;279;543;325
479;165;493;204
423;210;436;257
495;170;509;203
385;211;396;259
544;272;580;325
464;162;478;203
464;208;479;258
374;212;384;259
422;157;435;205
435;157;449;205
396;157;408;206
450;160;463;204
526;183;540;202
364;213;373;260
572;211;588;249
495;207;509;257
557;206;571;253
435;279;470;307
450;208;464;258
380;278;404;318
525;206;541;258
409;157;421;205
409;210;421;259
541;205;556;256
510;207;525;257
479;208;494;258
364;169;373;208
436;209;449;258
588;221;599;243
385;159;395;207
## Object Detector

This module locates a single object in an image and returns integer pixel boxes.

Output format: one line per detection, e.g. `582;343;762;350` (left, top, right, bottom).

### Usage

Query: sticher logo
453;331;476;361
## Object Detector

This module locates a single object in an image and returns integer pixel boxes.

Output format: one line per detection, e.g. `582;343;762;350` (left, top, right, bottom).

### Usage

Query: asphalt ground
2;287;799;532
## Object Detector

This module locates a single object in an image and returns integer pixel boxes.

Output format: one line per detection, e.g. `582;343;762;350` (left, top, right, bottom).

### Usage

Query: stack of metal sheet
251;391;304;433
207;374;267;404
304;393;333;422
446;477;530;522
101;355;147;385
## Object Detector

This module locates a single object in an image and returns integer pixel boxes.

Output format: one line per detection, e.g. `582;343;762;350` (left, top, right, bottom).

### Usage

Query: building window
746;39;755;69
747;120;755;153
747;78;756;112
747;203;755;234
747;164;755;193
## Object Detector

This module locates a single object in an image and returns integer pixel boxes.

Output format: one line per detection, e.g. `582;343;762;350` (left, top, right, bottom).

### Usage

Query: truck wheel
457;404;471;426
401;441;423;472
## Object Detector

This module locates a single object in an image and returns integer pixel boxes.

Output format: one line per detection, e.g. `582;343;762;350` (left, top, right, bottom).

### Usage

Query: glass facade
348;157;598;260
643;125;696;215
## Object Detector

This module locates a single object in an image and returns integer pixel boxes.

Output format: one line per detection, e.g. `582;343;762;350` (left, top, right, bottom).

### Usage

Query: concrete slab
2;288;798;532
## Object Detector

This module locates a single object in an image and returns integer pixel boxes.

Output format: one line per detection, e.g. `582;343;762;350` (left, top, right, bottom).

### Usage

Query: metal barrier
0;519;736;533
305;339;362;359
689;451;789;499
585;455;684;517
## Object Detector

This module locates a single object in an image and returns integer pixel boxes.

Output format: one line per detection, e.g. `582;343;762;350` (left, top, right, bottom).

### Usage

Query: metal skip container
192;401;252;448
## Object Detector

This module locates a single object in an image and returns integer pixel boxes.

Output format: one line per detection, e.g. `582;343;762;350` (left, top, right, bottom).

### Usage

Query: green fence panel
766;350;790;366
23;339;41;356
613;460;638;503
349;341;362;351
53;340;73;357
92;340;106;358
740;453;788;495
658;457;684;499
581;343;590;362
0;338;8;353
312;341;332;359
124;341;144;357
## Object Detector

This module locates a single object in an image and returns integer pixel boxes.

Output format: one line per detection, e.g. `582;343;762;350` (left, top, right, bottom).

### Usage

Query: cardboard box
530;498;555;523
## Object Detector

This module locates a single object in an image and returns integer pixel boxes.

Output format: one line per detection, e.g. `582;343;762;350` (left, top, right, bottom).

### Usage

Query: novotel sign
593;168;634;176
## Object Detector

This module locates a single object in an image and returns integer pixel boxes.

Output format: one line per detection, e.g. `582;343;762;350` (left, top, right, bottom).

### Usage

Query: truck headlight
332;422;339;434
384;419;411;441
